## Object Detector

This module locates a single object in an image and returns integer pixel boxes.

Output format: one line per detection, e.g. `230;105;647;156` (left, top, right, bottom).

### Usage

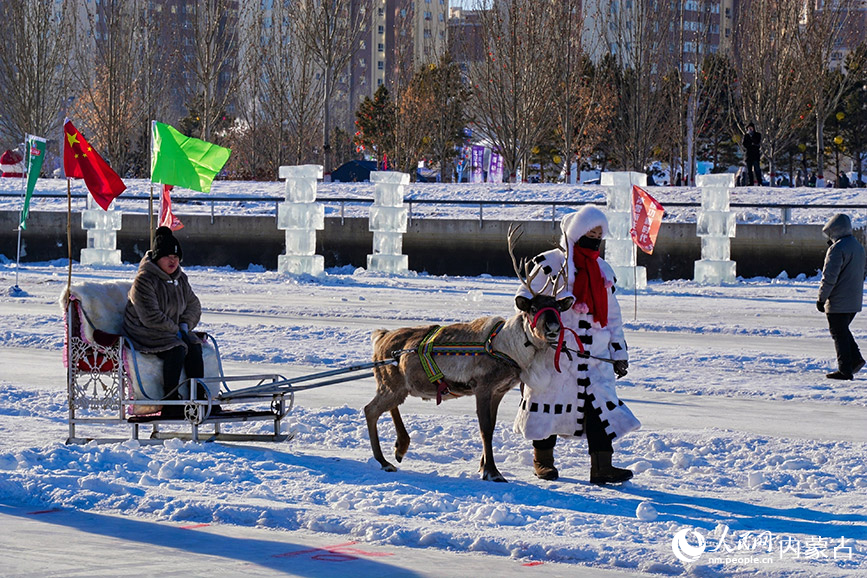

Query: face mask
577;235;602;251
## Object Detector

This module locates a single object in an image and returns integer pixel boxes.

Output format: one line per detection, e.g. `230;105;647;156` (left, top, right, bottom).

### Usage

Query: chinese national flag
630;185;665;254
63;119;126;210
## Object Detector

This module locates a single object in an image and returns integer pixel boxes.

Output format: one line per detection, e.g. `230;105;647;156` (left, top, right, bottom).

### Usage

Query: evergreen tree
837;44;867;184
354;85;395;169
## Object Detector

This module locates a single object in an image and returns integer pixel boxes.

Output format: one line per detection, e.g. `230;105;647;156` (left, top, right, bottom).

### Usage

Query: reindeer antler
508;224;541;296
508;223;570;298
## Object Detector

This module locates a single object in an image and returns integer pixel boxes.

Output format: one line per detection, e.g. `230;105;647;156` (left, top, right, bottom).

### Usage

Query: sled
62;281;294;444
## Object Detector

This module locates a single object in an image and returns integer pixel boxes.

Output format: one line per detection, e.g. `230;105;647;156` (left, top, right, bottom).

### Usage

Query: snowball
636;501;658;521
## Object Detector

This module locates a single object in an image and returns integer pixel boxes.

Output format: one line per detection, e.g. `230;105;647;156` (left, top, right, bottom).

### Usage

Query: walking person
123;226;206;417
514;206;640;484
743;123;763;186
817;214;867;380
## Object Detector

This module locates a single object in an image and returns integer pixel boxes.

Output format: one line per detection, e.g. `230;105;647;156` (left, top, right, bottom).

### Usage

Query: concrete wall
1;210;843;279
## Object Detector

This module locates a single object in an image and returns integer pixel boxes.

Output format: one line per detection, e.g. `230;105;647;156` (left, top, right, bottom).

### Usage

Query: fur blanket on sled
60;281;220;414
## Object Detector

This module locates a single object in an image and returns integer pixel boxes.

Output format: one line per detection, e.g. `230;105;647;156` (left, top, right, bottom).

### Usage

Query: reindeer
365;226;574;482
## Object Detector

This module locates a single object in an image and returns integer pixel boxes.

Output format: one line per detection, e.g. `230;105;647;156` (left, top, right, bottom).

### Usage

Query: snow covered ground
1;257;865;577
1;179;866;576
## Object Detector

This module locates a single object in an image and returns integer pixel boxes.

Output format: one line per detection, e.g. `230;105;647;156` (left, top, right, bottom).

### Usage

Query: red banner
159;184;184;231
630;185;664;254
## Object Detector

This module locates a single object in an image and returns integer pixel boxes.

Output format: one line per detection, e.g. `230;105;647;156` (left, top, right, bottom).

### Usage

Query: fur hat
560;205;609;247
747;122;755;130
151;226;183;261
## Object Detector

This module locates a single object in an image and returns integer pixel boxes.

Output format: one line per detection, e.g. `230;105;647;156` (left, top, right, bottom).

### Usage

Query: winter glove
613;360;628;378
816;300;825;313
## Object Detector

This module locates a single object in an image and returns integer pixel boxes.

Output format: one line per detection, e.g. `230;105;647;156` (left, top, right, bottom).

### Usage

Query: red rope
531;307;584;373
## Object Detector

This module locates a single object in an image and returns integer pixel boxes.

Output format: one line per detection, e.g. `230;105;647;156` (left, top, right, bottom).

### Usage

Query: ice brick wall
694;173;737;284
80;197;122;266
602;171;647;290
367;171;410;274
277;165;324;275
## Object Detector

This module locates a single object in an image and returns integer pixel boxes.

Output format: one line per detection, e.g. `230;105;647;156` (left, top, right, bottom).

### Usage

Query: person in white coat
514;205;640;483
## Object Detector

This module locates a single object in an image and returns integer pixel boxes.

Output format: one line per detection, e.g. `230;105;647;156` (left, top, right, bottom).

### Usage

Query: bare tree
730;0;807;178
550;0;613;182
69;0;152;177
132;5;179;177
796;0;859;180
179;0;249;142
0;1;71;149
293;0;374;173
467;0;558;182
670;0;726;184
600;0;676;172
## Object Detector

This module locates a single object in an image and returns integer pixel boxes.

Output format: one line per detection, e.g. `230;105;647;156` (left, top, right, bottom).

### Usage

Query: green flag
20;135;47;230
150;121;231;192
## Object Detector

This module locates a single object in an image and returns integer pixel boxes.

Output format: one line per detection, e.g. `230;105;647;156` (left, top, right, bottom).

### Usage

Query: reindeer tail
371;329;388;349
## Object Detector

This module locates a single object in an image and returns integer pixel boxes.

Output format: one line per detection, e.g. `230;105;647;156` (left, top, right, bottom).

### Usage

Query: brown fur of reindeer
365;225;573;482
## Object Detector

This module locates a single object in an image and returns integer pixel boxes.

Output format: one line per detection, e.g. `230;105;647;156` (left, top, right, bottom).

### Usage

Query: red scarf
572;246;608;327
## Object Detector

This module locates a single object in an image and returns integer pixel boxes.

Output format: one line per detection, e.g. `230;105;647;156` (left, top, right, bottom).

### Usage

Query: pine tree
354;85;395;168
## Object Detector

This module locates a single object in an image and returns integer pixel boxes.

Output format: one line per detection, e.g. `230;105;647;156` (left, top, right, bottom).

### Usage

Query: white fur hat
560;205;609;247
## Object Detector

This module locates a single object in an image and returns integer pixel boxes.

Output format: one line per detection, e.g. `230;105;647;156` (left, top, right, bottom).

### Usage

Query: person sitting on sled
123;227;204;418
514;205;641;483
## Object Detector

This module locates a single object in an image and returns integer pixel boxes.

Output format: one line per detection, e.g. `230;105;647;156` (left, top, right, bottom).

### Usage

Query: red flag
63;119;126;210
630;185;665;254
159;184;184;231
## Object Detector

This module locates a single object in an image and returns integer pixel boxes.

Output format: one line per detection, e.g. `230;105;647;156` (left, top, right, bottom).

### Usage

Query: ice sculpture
694;174;737;284
367;171;410;274
80;196;122;266
601;172;647;290
277;165;325;275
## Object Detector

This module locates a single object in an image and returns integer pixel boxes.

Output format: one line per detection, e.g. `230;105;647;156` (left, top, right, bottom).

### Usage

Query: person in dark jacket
817;214;867;380
743;123;762;186
123;227;204;416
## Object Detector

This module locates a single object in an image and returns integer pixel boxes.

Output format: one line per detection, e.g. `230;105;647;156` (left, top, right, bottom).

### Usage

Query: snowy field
0;257;865;577
1;179;866;576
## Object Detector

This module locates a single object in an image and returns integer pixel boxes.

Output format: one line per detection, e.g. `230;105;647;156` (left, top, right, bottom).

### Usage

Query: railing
2;191;866;228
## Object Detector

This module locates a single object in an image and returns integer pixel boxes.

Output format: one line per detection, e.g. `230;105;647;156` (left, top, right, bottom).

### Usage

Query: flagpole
13;136;30;292
149;120;154;246
633;264;638;321
67;177;72;294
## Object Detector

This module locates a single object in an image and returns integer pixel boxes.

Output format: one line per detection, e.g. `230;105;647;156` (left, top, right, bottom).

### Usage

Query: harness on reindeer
396;320;519;405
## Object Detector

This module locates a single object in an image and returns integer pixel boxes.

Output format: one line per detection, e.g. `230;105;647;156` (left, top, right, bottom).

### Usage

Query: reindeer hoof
482;471;508;483
394;453;404;463
381;463;398;472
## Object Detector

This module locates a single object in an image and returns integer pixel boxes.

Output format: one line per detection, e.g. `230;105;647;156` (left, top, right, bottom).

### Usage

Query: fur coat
514;206;641;442
123;252;202;353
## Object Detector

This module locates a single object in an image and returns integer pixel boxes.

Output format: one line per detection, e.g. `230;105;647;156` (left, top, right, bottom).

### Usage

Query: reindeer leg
475;389;507;482
391;407;411;463
364;394;398;472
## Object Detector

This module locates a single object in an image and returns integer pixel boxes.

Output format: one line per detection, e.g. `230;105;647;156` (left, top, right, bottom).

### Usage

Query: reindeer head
515;293;574;343
509;224;574;343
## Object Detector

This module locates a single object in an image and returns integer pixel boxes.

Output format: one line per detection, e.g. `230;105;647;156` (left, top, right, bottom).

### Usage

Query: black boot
533;447;559;481
590;451;633;485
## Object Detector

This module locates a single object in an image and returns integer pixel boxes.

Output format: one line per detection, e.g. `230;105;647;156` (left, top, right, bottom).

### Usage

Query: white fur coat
513;206;640;442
